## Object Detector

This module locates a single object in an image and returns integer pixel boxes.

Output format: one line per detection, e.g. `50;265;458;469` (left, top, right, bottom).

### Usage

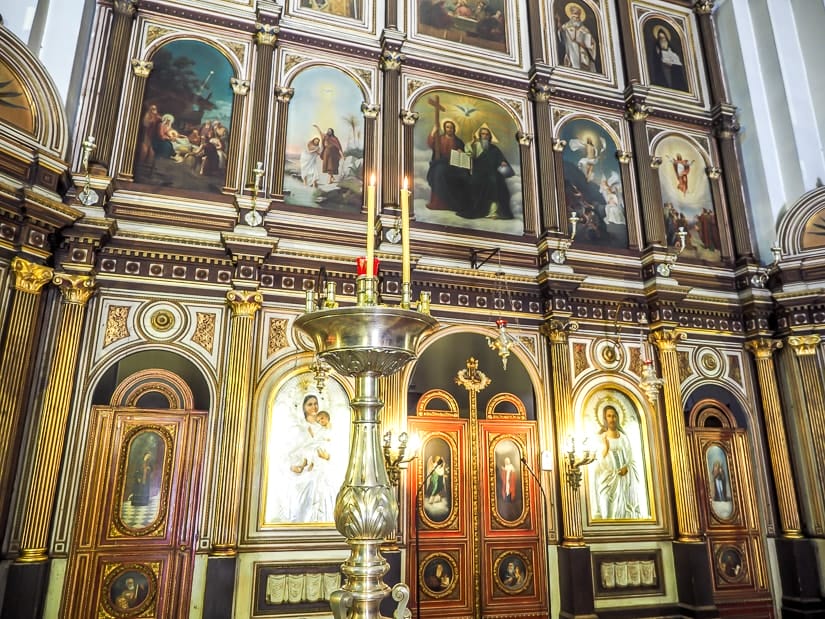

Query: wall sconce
77;135;98;206
656;226;687;277
551;213;579;265
751;241;783;288
637;315;664;403
563;435;595;491
244;161;265;227
383;430;418;487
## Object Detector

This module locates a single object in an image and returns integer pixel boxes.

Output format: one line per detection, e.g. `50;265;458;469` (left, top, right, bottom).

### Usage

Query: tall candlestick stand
294;278;437;619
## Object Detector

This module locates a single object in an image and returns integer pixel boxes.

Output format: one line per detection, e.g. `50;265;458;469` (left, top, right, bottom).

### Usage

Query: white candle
401;177;411;285
366;174;376;278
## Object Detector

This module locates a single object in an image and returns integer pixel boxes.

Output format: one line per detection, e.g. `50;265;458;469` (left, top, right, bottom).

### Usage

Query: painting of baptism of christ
412;90;523;235
134;39;235;193
283;66;365;213
655;134;720;263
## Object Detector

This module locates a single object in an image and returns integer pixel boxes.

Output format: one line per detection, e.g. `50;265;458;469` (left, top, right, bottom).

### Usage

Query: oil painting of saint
655;135;721;263
493;438;524;522
299;0;362;19
554;1;602;74
643;18;689;93
496;552;529;593
706;444;734;520
417;0;509;54
412;90;523;235
106;567;153;614
421;436;453;524
119;429;166;530
560;118;627;249
585;389;651;521
133;40;235;193
283;66;365;213
263;372;351;525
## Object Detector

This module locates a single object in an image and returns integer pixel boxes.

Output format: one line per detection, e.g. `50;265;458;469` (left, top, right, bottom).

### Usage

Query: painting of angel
283;66;365;212
559;118;628;248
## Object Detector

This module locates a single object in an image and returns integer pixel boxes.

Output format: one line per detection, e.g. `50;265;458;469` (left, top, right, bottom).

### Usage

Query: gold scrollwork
787;334;820;357
11;257;53;294
104;305;130;347
266;317;287;355
192;312;216;354
53;272;96;305
486;393;527;420
416;389;460;416
226;289;262;317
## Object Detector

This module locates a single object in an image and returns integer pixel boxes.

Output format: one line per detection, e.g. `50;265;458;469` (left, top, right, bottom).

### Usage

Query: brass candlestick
295;299;437;619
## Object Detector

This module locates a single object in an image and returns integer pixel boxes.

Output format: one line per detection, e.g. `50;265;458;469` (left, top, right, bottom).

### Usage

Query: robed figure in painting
594;404;641;518
460;123;514;220
426;111;469;212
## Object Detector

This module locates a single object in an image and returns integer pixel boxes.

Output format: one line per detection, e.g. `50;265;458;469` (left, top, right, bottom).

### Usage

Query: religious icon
643;18;689;92
560;118;628;249
133;40;235;193
421;436;453;524
283;66;365;212
262;372;351;525
493;438;524;523
706;444;734;520
421;554;456;597
412;89;523;235
655;135;720;263
554;1;602;74
585;389;652;521
495;552;530;593
716;546;746;583
299;0;362;19
417;0;509;54
119;429;167;531
106;567;153;613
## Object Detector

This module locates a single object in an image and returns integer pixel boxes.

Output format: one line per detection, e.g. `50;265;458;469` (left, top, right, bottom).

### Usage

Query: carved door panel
407;392;547;619
63;406;206;618
688;400;773;617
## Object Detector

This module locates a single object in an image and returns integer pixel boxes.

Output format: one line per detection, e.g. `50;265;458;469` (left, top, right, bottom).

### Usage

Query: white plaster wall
715;0;825;259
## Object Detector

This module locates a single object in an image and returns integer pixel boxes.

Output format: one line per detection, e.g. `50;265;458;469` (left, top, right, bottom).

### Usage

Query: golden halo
593;394;627;429
565;2;585;18
652;24;671;43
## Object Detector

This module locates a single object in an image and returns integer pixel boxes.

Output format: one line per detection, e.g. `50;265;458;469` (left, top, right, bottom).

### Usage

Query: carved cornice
11;257;53;294
53;273;96;305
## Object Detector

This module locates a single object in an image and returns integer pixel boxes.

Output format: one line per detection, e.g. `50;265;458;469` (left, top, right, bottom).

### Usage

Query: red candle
357;257;380;276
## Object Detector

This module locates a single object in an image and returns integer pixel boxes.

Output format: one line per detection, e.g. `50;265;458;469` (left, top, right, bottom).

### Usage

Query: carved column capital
361;102;380;120
540;319;579;343
745;338;782;360
694;0;714;15
625;100;652;122
400;109;419;126
552;138;566;152
275;86;294;103
255;22;279;47
530;80;554;103
706;165;721;179
516;131;533;147
380;49;405;72
787;334;821;357
113;0;137;17
650;156;663;169
650;328;686;353
52;273;96;305
130;59;153;78
230;77;250;96
12;258;54;294
616;150;632;164
226;289;263;317
713;112;740;139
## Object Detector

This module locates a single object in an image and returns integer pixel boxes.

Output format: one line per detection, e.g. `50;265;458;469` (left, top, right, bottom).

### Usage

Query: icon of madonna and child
263;374;351;525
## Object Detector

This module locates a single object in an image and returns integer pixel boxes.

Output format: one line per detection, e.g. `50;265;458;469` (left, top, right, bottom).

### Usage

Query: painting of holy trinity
417;0;509;54
134;39;235;193
559;117;628;249
411;89;523;236
655;134;720;263
283;66;365;213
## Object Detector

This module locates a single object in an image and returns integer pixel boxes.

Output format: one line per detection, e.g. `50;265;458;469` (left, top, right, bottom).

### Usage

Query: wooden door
62;397;206;617
407;387;548;619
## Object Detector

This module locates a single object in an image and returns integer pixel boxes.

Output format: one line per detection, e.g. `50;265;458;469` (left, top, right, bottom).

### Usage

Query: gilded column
530;79;558;234
745;338;802;537
787;334;825;516
0;259;54;520
224;78;251;194
249;23;278;185
380;45;403;209
94;0;138;166
17;273;96;563
650;327;702;542
270;87;293;196
211;289;262;554
541;319;583;545
626;96;667;247
118;59;154;180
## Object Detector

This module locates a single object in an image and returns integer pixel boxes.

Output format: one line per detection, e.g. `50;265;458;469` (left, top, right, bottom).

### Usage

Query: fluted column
211;289;262;554
400;110;419;193
270;86;293;196
745;338;802;537
118;59;154;180
94;0;138;166
616;150;641;249
0;259;54;526
224;78;251;193
650;327;702;542
17;273;96;563
705;165;734;263
517;131;537;236
693;1;727;108
530;79;559;234
380;46;403;209
541;319;582;545
362;102;380;205
627;97;667;247
250;23;278;184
